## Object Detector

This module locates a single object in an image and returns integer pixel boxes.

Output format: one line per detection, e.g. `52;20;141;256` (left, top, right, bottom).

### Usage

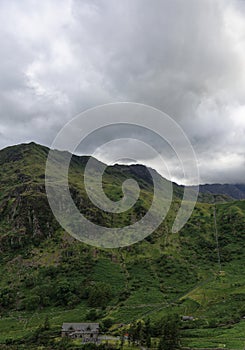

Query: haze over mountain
198;183;245;200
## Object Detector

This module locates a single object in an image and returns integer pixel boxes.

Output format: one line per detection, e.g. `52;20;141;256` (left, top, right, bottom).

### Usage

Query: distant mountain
198;183;245;200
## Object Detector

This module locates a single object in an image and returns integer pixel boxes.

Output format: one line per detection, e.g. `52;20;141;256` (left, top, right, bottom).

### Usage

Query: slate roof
62;323;99;333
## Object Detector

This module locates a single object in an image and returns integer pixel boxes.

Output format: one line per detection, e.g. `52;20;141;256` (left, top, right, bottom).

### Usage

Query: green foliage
87;282;113;308
100;317;114;331
20;295;40;311
55;337;75;350
0;288;15;309
86;309;99;321
158;314;181;350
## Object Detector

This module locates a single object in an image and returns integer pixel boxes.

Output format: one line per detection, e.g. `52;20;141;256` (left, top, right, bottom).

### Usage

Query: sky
0;0;245;184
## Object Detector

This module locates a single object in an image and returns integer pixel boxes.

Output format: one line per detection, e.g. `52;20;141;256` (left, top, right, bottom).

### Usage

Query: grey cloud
0;0;244;184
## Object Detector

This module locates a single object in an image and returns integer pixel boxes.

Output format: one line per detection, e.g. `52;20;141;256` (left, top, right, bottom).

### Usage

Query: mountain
198;183;245;200
0;142;244;349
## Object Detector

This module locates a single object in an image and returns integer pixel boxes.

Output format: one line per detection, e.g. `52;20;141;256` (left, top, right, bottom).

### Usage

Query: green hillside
0;143;244;349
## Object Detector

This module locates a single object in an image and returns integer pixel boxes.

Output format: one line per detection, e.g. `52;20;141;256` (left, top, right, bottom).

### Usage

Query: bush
101;318;114;331
87;282;113;308
21;295;40;311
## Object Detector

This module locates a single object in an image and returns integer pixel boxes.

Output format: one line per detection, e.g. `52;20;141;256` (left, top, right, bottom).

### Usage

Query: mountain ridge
0;142;244;349
1;141;244;200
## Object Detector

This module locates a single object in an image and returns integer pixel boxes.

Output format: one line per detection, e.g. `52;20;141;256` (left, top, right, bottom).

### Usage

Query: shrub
87;282;113;308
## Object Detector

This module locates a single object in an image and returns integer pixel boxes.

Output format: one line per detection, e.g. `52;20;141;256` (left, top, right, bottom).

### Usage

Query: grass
182;321;245;349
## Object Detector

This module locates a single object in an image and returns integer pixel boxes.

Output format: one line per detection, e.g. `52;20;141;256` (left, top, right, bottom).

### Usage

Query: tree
101;318;114;332
120;330;125;349
43;316;50;330
128;321;137;345
55;280;73;306
87;282;112;308
158;314;181;350
128;320;144;345
86;308;98;321
22;295;40;311
136;320;143;345
143;318;152;348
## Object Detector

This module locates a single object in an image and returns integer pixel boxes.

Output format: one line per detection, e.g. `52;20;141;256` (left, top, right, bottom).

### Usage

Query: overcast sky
0;0;245;184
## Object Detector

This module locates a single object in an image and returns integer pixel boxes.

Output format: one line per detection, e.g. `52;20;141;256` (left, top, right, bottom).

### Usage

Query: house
61;323;100;342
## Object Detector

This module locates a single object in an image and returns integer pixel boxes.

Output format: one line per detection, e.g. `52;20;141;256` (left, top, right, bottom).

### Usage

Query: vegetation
0;142;244;349
157;314;180;350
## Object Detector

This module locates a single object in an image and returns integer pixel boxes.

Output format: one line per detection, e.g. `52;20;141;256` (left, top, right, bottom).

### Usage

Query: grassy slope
0;143;244;348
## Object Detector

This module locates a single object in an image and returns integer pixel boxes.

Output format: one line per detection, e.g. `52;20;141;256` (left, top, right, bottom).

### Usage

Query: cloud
0;0;244;184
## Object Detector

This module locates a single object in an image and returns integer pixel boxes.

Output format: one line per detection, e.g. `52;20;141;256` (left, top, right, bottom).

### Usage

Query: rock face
0;186;57;250
0;143;57;250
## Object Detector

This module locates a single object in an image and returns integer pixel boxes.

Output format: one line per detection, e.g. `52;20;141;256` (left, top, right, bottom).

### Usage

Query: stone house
61;322;100;342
